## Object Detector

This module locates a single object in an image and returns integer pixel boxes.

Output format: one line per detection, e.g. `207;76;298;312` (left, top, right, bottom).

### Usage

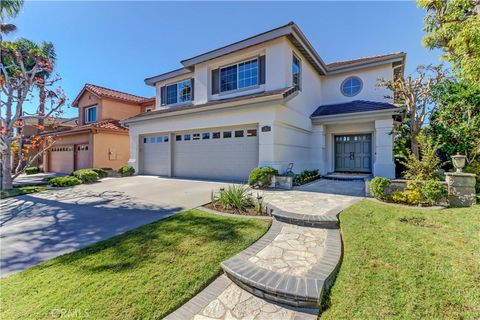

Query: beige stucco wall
92;131;130;169
76;92;145;125
77;93;101;125
101;99;143;121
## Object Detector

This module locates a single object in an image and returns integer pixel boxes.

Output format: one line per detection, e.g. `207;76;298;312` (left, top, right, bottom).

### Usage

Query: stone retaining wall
366;172;477;207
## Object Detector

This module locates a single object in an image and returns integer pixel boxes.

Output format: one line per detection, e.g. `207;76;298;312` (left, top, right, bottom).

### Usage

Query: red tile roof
326;53;405;69
42;119;128;136
73;83;154;106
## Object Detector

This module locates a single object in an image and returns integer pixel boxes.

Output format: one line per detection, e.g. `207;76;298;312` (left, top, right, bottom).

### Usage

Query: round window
341;76;363;97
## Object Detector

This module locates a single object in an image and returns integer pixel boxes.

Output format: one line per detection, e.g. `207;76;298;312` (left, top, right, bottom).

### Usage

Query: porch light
452;154;467;173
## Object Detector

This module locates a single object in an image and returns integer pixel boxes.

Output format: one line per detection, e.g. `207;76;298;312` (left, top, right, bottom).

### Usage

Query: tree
418;0;480;82
379;64;447;158
429;80;480;164
11;40;56;174
0;0;24;41
1;39;65;190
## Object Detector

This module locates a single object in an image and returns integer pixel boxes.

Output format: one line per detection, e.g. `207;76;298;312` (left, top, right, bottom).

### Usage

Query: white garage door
141;135;170;175
49;146;74;173
173;126;259;182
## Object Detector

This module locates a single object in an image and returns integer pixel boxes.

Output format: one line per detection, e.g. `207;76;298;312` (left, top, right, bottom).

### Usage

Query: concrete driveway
0;176;228;277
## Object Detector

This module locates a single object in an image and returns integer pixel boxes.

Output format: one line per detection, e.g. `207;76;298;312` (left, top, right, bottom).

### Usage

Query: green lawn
0;185;48;199
0;209;270;319
321;200;480;320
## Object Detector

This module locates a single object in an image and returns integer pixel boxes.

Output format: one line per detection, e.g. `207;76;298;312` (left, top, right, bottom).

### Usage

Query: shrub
465;160;480;194
370;177;391;200
293;169;320;186
422;180;447;205
25;167;39;175
402;134;443;180
391;190;407;203
49;176;82;187
212;185;255;213
91;168;108;179
248;167;278;188
72;169;99;183
406;188;421;206
118;165;135;177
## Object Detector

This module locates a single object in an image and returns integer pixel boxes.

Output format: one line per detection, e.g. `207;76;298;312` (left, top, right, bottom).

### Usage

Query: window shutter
259;55;266;85
190;78;195;101
160;86;166;106
211;69;219;95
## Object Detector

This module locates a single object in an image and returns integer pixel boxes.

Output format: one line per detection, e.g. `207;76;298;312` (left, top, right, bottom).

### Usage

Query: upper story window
85;106;97;123
292;53;301;90
341;76;363;97
165;79;192;105
220;58;258;93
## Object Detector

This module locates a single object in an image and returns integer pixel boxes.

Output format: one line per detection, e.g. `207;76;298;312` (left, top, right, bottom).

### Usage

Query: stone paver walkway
165;180;363;319
184;275;318;320
262;190;360;216
249;224;326;277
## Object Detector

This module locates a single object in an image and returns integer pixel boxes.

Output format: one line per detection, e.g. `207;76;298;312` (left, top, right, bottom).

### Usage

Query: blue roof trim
311;100;398;117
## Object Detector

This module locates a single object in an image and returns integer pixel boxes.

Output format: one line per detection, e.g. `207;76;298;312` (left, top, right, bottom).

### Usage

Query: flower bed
207;185;267;216
370;177;448;206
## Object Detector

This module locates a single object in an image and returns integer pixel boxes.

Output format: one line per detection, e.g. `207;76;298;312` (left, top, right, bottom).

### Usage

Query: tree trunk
1;148;14;190
15;127;24;174
411;132;419;159
39;84;45;127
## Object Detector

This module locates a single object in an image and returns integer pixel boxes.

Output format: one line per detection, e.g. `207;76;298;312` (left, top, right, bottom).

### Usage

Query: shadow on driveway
0;188;182;277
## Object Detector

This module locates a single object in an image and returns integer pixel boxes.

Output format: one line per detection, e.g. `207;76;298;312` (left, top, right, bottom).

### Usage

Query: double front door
334;134;372;173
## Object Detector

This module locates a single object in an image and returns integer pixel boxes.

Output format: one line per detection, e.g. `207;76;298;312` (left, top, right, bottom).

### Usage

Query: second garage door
141;135;170;175
173;126;259;182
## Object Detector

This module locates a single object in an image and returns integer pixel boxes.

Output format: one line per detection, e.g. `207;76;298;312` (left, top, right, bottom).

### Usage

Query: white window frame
166;79;192;106
219;57;259;94
292;53;302;90
340;76;363;97
84;105;97;123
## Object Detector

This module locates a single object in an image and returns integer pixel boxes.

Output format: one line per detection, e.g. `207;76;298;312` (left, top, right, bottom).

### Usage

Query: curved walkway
165;180;363;319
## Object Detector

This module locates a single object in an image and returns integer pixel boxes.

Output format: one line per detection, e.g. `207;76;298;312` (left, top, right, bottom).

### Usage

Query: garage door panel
173;127;258;181
50;146;74;173
141;135;170;175
75;144;91;170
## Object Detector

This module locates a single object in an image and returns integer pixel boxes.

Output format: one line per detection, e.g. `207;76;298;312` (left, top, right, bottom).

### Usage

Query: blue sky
6;1;442;118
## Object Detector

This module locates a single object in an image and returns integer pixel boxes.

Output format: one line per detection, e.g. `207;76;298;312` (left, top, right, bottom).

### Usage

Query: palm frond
0;0;24;20
0;23;16;34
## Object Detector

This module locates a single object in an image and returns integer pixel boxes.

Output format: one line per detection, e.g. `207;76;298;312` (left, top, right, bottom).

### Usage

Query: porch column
258;122;277;169
373;119;395;178
128;133;140;174
311;125;327;175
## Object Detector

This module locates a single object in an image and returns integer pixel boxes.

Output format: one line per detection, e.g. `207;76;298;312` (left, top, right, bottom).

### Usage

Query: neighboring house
43;84;154;173
12;116;77;171
122;22;405;181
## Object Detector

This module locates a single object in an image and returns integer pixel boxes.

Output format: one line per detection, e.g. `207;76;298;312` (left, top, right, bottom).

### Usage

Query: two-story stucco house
43;84;154;173
122;22;405;181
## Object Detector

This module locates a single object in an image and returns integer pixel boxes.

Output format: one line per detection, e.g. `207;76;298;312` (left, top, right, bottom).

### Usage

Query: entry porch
312;117;398;179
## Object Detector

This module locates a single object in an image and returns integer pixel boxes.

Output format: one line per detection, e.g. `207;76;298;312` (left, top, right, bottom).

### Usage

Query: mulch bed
204;202;268;216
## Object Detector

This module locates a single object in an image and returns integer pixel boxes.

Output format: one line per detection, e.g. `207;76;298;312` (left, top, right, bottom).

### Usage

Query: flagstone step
265;203;339;228
220;219;342;308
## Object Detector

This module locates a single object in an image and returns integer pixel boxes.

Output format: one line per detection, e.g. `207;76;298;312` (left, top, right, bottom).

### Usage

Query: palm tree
37;42;56;127
0;0;24;41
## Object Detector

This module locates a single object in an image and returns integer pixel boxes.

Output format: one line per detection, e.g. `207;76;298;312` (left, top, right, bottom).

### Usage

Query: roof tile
311;100;399;117
74;83;154;106
43;119;127;135
326;53;404;69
